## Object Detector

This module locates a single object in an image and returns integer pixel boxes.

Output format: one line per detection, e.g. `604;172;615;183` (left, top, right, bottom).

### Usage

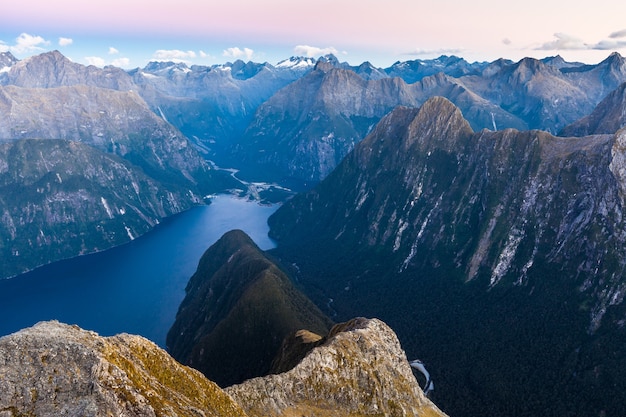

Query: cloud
11;33;50;54
111;57;130;67
85;56;106;67
535;33;587;50
109;47;119;55
58;37;73;47
404;47;465;56
153;49;197;61
222;47;254;60
591;39;626;50
535;32;626;51
502;38;512;46
0;41;8;53
293;45;339;58
609;29;626;39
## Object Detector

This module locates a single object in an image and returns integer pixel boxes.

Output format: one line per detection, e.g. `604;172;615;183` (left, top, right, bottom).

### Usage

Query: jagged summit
0;51;18;69
275;55;317;69
5;49;134;90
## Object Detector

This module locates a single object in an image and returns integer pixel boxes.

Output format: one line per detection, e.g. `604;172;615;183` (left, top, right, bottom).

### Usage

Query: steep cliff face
0;321;247;417
0;52;223;279
0;139;199;278
226;317;446;417
268;97;626;417
560;81;626;136
0;319;445;417
167;230;333;387
0;84;211;188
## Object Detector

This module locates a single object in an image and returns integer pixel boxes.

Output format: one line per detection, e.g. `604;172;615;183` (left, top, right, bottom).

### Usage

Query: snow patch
100;197;113;219
124;225;135;240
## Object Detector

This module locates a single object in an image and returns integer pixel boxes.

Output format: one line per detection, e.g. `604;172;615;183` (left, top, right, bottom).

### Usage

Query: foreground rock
227;317;445;417
0;319;445;417
0;321;247;417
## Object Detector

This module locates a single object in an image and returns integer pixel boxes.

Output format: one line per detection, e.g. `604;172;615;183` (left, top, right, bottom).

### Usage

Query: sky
2;0;626;69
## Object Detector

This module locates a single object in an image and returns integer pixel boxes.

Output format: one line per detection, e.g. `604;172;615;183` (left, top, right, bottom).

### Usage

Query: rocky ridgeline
0;320;446;417
226;317;444;417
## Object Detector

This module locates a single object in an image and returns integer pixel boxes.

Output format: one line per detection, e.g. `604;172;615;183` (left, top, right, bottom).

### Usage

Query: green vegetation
167;229;333;387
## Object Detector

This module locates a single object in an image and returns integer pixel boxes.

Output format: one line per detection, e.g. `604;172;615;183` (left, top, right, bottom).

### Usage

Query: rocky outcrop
226;317;445;417
167;230;332;387
0;319;445;417
0;321;247;417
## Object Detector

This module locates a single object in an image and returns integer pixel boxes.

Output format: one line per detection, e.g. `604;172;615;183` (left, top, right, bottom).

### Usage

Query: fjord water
0;195;278;346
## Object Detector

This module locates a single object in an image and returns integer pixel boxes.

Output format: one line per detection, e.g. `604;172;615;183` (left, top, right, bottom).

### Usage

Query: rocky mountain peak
0;321;248;417
603;51;626;68
167;229;332;387
5;50;133;90
0;51;18;69
226;317;447;417
376;96;473;154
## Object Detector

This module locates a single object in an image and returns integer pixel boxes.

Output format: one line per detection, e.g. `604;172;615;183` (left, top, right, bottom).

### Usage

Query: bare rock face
226;317;446;417
0;321;247;417
0;319;445;417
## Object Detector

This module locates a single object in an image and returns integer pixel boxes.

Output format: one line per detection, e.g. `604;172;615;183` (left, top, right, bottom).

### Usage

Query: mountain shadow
166;229;333;387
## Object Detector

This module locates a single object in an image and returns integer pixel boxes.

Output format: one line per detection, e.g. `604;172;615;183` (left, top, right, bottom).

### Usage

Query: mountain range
3;47;626;416
267;96;626;417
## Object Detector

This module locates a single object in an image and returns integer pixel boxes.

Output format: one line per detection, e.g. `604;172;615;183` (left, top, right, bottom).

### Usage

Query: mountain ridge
267;97;626;417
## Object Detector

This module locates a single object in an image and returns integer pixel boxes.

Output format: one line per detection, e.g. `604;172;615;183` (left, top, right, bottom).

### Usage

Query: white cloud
111;57;130;67
58;37;73;47
535;33;587;51
109;47;119;55
609;29;626;39
535;32;626;52
11;33;50;54
293;45;339;58
153;49;197;61
0;41;8;53
591;39;626;50
222;47;254;60
85;56;106;67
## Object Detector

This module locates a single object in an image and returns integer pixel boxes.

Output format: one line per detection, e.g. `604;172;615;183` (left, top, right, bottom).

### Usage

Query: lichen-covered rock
0;321;247;417
226;318;447;417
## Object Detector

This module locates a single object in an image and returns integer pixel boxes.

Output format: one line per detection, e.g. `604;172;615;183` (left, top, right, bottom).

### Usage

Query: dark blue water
0;195;278;346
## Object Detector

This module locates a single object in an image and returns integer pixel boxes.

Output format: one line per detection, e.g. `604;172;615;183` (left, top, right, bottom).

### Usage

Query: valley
2;49;626;417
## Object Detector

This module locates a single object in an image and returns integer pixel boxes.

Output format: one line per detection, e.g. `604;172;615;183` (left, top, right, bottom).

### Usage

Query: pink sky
2;0;626;68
